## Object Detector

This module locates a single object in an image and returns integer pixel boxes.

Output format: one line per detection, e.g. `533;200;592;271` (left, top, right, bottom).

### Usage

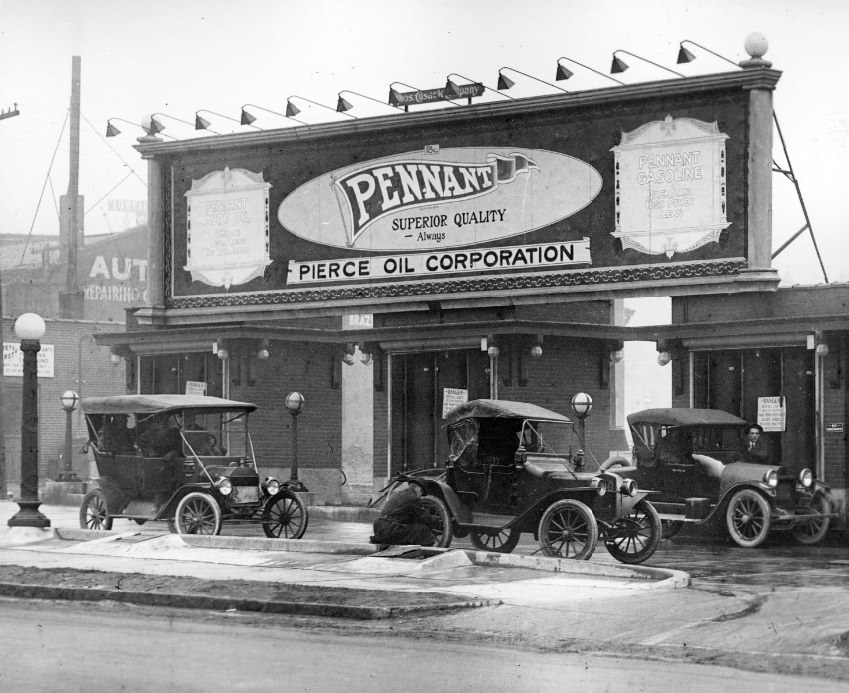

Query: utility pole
59;56;84;318
0;103;21;497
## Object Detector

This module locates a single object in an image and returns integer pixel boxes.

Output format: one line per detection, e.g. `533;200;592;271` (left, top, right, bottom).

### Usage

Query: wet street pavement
6;501;849;686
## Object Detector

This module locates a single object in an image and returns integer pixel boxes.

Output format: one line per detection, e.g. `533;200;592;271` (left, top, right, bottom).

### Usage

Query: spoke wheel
661;520;684;540
79;489;112;531
470;528;521;553
725;488;771;548
604;499;661;564
792;492;832;545
419;495;453;548
174;492;222;536
538;499;598;560
263;491;309;539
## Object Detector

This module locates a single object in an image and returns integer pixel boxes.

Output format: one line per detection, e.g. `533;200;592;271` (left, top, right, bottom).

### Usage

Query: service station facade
95;55;849;523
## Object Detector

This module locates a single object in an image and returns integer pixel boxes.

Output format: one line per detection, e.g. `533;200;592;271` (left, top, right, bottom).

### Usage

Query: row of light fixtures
106;40;753;139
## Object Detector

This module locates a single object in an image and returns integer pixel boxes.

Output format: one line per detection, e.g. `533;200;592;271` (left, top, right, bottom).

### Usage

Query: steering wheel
192;433;219;455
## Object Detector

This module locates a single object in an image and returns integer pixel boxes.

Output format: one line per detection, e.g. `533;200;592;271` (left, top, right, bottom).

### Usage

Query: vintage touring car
609;408;834;547
78;394;308;538
372;399;662;564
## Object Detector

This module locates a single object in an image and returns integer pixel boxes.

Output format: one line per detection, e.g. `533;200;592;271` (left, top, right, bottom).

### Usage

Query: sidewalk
4;500;849;684
0;500;687;619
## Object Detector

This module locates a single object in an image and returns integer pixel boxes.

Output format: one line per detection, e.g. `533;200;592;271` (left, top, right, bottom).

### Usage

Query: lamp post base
7;499;51;528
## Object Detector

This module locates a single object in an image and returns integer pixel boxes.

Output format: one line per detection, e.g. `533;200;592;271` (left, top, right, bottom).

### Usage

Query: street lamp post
60;390;79;480
487;346;500;399
284;392;308;492
570;391;593;456
8;313;50;528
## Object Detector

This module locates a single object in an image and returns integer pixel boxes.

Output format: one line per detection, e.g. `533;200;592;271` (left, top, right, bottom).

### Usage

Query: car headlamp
217;477;233;496
762;469;778;488
798;468;813;488
264;477;280;495
620;478;638;497
591;477;608;496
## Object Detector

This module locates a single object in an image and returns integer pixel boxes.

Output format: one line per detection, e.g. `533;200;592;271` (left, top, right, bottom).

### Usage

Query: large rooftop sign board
156;71;778;310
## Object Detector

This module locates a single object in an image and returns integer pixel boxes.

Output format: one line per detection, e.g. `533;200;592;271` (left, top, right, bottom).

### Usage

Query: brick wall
497;336;612;457
226;341;342;483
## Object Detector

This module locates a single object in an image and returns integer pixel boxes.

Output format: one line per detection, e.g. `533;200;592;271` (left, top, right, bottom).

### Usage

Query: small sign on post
757;396;785;432
442;388;468;418
185;381;207;396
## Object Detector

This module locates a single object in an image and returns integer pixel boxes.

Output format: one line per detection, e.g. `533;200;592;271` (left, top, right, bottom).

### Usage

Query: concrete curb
54;528;380;555
467;551;691;589
46;528;687;587
41;496;381;523
0;580;495;620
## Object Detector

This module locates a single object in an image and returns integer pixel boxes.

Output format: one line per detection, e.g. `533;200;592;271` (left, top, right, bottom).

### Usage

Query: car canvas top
627;408;748;428
445;399;572;426
81;394;258;415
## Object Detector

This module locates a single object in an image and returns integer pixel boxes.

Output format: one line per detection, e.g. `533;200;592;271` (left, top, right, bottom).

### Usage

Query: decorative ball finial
740;32;772;68
745;32;768;59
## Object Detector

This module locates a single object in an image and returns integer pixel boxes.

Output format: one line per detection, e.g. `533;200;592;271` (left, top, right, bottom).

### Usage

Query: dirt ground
0;565;475;611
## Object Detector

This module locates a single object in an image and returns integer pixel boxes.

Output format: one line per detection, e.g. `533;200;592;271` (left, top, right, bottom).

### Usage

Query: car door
657;428;695;503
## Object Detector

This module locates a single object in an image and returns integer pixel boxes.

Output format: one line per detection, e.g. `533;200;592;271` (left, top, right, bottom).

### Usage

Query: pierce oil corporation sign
159;70;776;310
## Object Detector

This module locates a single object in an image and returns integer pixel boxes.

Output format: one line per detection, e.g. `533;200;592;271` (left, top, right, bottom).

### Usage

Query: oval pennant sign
278;147;601;251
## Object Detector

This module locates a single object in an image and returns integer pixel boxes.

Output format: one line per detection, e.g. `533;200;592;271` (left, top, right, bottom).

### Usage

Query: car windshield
691;426;742;459
179;408;250;458
519;420;577;455
448;419;478;462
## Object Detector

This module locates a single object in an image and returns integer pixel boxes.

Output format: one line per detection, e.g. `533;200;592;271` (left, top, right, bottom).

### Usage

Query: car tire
420;495;454;548
604;499;662;564
598;456;630;472
791;492;832;545
661;520;684;539
538;499;598;560
263;490;308;539
174;491;222;536
470;528;521;553
725;488;771;548
79;489;113;531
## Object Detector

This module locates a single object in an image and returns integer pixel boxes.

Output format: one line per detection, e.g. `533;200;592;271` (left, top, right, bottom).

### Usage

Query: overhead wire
20;109;69;265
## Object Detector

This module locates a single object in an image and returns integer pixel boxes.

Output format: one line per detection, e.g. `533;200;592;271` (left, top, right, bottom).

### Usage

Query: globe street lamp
284;392;308;491
571;392;593;456
60;390;80;480
8;313;50;528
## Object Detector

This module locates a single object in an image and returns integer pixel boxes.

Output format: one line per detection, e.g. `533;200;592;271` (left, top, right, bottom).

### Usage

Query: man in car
371;484;436;548
138;414;183;460
737;423;770;464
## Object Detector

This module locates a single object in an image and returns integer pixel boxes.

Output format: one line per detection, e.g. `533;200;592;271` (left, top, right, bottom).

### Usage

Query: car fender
598;455;637;474
89;476;126;512
813;480;831;494
719;461;781;497
420;479;471;523
715;481;775;514
618;490;653;515
155;483;215;520
522;488;600;519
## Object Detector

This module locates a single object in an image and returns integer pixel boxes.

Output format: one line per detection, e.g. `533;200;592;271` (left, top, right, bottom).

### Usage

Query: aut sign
278;147;602;251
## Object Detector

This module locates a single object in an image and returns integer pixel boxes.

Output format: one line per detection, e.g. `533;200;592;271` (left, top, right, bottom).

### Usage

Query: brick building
658;286;849;525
